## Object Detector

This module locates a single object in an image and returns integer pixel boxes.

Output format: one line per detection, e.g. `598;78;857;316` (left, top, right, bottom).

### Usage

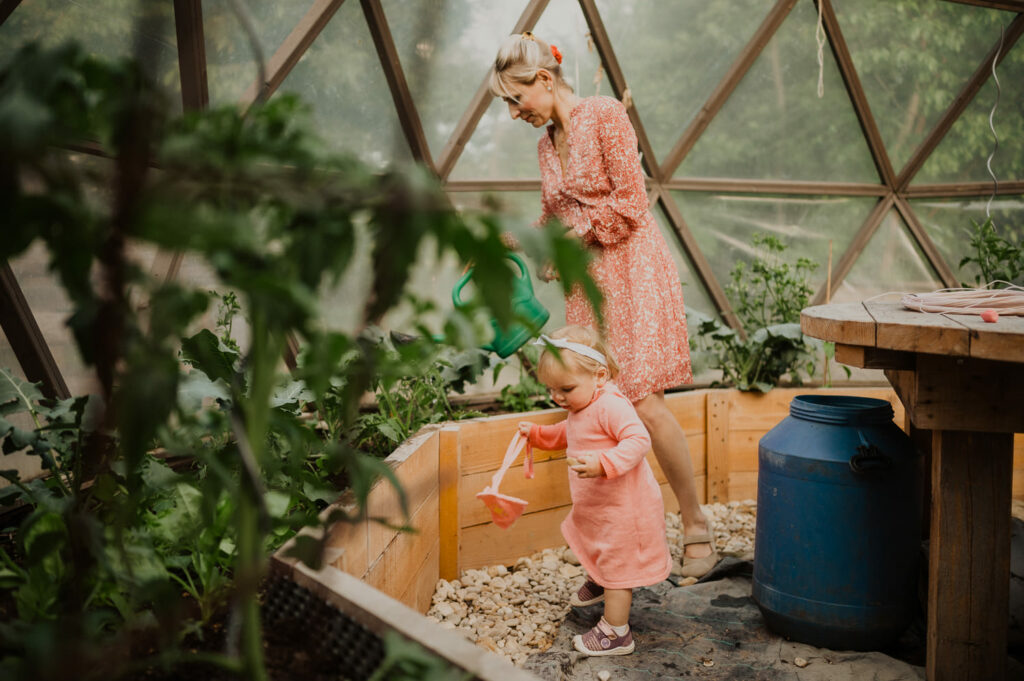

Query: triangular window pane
450;0;605;181
910;195;1024;287
678;0;877;183
383;0;526;161
594;0;772;162
0;0;181;111
203;0;312;106
834;0;1013;176
670;190;876;298
916;36;1024;184
273;0;413;170
650;201;718;324
834;210;942;302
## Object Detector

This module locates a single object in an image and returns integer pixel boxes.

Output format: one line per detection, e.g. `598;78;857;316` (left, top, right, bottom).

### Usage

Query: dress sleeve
596;396;652;479
572;100;649;247
528;421;568;451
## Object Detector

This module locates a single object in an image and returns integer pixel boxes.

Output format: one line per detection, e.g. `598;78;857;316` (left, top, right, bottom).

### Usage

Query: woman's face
502;77;554;128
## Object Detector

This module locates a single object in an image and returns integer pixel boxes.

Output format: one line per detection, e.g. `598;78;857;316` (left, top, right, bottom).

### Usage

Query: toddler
518;326;671;656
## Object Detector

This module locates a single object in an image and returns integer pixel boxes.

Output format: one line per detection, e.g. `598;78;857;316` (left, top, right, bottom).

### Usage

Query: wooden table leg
928;430;1013;681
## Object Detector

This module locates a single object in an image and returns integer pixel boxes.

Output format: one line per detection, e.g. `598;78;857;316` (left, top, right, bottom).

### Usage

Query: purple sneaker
573;618;635;656
569;579;605;607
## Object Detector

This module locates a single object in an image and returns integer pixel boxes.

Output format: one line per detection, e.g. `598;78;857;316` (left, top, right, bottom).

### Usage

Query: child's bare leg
603;588;633;627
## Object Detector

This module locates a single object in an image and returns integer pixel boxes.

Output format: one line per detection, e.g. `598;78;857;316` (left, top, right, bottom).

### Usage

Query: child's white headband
533;334;607;367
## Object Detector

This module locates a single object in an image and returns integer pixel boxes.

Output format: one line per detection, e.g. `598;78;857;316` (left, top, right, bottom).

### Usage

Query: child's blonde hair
536;326;619;382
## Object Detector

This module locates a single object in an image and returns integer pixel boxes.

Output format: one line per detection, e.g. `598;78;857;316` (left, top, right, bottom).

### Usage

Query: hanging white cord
985;23;1005;219
816;0;826;98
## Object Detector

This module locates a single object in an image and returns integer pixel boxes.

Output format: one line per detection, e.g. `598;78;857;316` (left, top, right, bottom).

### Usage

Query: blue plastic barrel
751;394;921;650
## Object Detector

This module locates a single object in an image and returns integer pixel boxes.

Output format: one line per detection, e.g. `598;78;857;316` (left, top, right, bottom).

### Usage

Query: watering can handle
452;253;532;308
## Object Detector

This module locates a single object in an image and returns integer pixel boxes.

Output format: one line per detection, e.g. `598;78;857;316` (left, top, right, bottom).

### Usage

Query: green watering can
452;253;550;358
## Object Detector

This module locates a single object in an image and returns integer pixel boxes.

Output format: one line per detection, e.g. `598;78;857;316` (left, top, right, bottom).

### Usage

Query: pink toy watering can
475;432;535;529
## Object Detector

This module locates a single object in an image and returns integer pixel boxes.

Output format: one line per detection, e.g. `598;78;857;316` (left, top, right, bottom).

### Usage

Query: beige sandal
679;522;720;579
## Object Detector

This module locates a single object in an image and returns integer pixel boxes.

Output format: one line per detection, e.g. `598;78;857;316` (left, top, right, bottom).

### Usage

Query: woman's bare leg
634;391;711;560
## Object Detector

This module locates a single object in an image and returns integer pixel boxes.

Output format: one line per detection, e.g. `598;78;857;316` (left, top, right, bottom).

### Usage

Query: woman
489;32;719;578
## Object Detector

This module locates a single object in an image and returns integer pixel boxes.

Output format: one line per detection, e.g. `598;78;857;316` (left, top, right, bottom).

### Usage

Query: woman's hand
539;261;560;282
568;454;604;478
518;421;533;438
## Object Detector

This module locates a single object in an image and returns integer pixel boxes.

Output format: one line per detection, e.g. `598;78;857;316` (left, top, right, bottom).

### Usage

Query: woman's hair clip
521;31;536;41
550;44;562;64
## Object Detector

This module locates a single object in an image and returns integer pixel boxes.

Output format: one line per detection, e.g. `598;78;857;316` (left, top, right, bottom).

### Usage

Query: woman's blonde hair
536;325;619;382
489;32;573;101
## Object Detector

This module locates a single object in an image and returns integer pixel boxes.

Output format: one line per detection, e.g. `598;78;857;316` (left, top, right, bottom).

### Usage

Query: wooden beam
904;180;1024;198
706;392;729;503
656;192;744;333
360;0;435;172
809;193;895;306
941;0;1024;12
239;0;346;108
577;0;660;179
0;262;70;399
893;194;958;287
896;13;1024;191
834;343;914;370
435;0;549;181
665;178;887;196
438;426;461;580
0;0;22;27
816;0;895;187
444;180;542;193
172;0;209;111
660;0;798;179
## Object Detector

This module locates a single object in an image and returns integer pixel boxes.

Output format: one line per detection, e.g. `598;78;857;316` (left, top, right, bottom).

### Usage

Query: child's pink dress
526;382;671;589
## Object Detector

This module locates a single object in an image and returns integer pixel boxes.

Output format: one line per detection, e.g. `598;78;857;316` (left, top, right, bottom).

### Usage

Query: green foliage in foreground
0;42;597;681
958;217;1024;288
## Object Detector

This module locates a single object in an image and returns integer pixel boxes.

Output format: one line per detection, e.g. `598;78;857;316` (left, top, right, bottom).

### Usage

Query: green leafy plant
693;233;820;392
495;346;554;413
958;217;1024;288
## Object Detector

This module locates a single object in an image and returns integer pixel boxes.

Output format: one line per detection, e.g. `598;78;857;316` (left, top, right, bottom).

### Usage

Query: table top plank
800;302;876;347
944;313;1024;364
865;301;970;356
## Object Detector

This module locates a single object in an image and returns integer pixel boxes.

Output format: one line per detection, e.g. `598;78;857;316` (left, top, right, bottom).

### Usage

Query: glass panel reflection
671;190;874;297
916;33;1024;184
834;210;942;302
383;0;526;161
594;0;771;163
204;0;311;106
0;0;181;110
911;195;1024;286
678;0;877;182
834;0;1012;176
450;0;605;180
272;0;413;169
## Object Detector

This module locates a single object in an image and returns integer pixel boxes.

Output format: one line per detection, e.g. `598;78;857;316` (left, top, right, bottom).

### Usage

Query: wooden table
802;301;1024;681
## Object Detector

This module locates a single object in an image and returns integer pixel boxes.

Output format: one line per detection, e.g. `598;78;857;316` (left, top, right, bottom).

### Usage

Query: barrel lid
789;394;894;425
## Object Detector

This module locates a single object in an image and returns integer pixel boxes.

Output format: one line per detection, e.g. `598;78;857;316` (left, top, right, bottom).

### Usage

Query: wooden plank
706;391;730;503
927;430;1012;681
664;390;708;434
438;426;461;580
902;355;1024;433
866;301;970;356
459;410;567;474
460;457;570;528
728;471;759;503
367;428;439;560
728;432;760;473
834;344;915;370
0;0;22;27
663;178;886;196
240;0;345;107
0;262;70;399
905;180;1024;198
944;313;1024;364
801;302;876;347
894;196;958;288
398;537;440;614
941;1;1024;12
281;561;540;681
172;0;209;111
365;492;440;602
460;504;570;571
324;492;370;578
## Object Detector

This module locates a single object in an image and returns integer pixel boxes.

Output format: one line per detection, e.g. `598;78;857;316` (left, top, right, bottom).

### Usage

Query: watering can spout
452;253;550;358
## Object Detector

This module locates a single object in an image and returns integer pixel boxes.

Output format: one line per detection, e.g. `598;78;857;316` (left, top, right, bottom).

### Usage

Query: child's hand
569;453;604;479
518;421;533;438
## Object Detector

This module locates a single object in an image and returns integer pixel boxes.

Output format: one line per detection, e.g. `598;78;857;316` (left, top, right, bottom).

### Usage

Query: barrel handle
850;434;893;473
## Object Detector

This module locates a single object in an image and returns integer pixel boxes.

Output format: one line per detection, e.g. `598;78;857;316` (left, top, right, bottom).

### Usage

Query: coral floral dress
537;96;692;401
526;382;671;589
